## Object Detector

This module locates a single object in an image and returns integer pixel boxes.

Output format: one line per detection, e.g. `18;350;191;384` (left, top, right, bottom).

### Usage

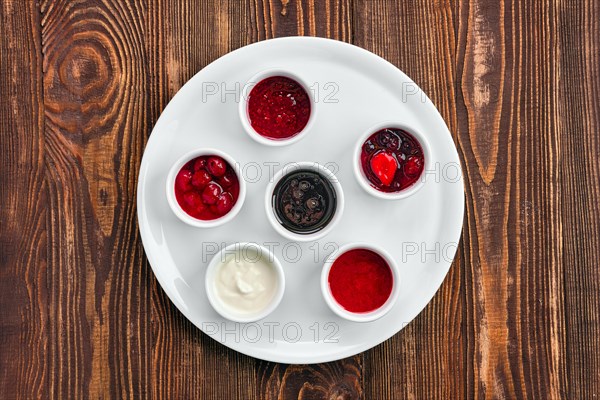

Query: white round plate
137;37;464;364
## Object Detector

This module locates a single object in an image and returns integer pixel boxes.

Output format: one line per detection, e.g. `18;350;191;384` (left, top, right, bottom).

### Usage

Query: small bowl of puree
240;69;316;146
205;243;285;323
265;162;345;242
321;243;400;322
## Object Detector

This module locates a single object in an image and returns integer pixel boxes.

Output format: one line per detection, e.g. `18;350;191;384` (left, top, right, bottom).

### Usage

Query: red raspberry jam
174;155;240;220
360;128;425;192
247;76;311;140
328;249;393;313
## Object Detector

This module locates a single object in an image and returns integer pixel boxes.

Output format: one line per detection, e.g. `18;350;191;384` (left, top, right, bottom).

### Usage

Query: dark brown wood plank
354;0;598;397
41;0;151;397
248;1;362;399
354;1;467;399
455;0;570;397
250;0;352;41
0;1;48;399
558;0;600;397
2;0;599;398
257;359;363;399
144;1;260;399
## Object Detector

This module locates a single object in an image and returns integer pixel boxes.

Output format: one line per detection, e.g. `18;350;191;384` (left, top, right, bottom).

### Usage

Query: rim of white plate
137;36;465;364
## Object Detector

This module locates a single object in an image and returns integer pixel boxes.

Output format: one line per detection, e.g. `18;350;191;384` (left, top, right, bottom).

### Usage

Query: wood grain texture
144;1;260;399
454;0;569;397
354;1;467;399
558;0;600;397
41;0;150;398
1;0;599;399
0;1;48;399
250;2;362;399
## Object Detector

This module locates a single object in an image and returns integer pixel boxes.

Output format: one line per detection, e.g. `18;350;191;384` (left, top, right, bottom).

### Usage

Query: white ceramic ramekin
321;242;400;322
353;121;431;200
265;162;344;242
239;68;316;146
205;242;285;323
166;148;246;228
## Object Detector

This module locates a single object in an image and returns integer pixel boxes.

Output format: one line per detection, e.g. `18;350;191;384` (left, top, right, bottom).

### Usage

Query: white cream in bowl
205;243;285;322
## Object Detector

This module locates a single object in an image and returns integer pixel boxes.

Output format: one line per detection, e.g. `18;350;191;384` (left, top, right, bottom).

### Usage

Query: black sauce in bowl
272;169;337;234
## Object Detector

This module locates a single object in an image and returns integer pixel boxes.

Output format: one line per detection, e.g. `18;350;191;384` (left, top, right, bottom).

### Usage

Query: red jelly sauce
360;128;425;192
174;155;240;220
247;76;311;140
328;249;393;313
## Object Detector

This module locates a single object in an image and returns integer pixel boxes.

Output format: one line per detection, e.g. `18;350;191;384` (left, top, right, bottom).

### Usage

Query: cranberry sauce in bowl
321;243;400;322
240;70;315;146
266;162;344;242
354;122;430;200
166;149;246;228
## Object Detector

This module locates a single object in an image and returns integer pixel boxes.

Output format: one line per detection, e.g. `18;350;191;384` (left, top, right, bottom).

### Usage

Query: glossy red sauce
174;155;239;220
328;249;393;313
247;76;311;140
360;128;425;192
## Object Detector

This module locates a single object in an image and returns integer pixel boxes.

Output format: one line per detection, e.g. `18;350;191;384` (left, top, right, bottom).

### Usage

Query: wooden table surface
1;0;599;399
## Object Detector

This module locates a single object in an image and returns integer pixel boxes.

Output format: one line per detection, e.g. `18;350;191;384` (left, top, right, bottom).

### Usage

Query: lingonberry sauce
360;128;425;192
328;249;393;313
247;76;311;140
175;155;239;220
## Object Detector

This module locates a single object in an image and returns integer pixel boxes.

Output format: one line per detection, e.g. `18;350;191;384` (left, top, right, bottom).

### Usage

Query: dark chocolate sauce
272;169;337;234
